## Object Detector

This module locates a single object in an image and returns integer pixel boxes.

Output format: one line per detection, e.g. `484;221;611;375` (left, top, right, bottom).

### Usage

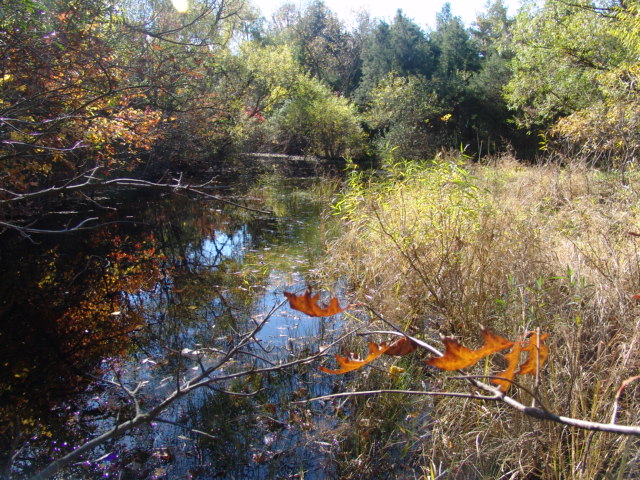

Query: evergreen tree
356;10;433;102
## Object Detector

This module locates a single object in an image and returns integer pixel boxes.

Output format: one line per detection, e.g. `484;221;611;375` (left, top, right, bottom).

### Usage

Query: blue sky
251;0;522;28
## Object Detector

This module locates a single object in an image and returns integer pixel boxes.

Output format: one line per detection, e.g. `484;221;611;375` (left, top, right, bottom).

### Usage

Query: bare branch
307;324;640;438
1;169;273;239
0;169;272;215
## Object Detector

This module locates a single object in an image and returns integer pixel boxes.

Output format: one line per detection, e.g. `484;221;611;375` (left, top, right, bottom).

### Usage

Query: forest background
2;0;640;478
3;0;639;203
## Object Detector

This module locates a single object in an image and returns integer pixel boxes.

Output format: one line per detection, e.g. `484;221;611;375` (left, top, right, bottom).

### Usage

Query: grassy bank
317;154;640;478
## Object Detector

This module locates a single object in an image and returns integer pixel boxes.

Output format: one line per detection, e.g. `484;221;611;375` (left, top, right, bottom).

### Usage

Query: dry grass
318;154;640;479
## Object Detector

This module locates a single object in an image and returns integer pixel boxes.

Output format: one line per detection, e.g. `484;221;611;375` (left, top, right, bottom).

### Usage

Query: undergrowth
318;153;640;479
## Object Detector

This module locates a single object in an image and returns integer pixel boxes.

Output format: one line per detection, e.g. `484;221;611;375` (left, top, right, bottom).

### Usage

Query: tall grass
318;153;640;478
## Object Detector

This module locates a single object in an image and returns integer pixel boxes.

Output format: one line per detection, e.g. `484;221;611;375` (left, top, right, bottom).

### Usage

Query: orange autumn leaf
517;332;549;376
319;342;391;374
384;336;418;356
492;341;523;392
284;289;350;317
425;328;514;371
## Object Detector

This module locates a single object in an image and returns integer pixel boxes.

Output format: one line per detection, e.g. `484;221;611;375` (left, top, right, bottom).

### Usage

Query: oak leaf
517;332;549;376
425;328;514;370
284;289;350;317
384;337;418;356
319;342;391;374
491;341;523;392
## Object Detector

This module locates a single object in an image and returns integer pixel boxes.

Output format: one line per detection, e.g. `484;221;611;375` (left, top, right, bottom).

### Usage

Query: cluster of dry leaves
284;289;548;392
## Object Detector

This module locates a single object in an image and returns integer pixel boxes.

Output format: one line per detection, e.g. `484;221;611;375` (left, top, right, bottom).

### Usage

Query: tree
268;75;364;157
547;2;640;168
264;0;364;96
466;0;522;156
504;0;630;132
431;3;481;83
356;10;433;102
363;74;443;159
426;3;482;147
0;0;253;234
224;41;301;150
470;0;514;58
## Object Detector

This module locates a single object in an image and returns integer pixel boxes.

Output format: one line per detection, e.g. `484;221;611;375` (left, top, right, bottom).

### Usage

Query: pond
0;159;352;479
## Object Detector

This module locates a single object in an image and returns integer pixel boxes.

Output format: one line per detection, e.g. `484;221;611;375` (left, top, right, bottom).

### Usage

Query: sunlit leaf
284;289;350;317
491;341;523;392
319;342;391;374
517;332;549;376
425;328;514;370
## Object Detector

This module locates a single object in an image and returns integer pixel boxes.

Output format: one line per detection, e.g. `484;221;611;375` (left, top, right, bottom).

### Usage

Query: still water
0;164;349;479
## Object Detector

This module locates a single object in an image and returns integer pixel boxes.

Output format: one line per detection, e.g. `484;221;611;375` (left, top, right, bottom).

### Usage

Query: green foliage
291;0;362;94
430;3;481;85
227;42;300;147
355;3;523;159
550;3;640;167
267;75;365;157
505;0;630;130
263;0;364;95
470;0;514;58
356;10;434;101
504;0;640;166
363;74;443;158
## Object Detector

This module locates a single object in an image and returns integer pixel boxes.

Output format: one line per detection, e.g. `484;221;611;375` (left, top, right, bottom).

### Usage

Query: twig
306;321;640;438
611;375;640;424
292;389;499;404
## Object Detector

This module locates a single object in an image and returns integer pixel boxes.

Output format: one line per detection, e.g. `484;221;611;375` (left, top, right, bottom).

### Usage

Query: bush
268;76;365;158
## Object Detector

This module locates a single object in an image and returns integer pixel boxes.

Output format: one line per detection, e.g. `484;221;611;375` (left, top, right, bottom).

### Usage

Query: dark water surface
0;162;348;479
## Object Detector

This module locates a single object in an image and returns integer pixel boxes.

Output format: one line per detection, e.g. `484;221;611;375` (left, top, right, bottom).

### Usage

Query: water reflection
0;172;345;479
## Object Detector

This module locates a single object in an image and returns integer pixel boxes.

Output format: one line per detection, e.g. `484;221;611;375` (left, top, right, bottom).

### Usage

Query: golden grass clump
319;153;640;478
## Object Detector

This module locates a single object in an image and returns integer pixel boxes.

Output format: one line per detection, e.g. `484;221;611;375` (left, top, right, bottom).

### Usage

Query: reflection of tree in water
0;175;336;478
0;192;262;475
0;224;164;470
